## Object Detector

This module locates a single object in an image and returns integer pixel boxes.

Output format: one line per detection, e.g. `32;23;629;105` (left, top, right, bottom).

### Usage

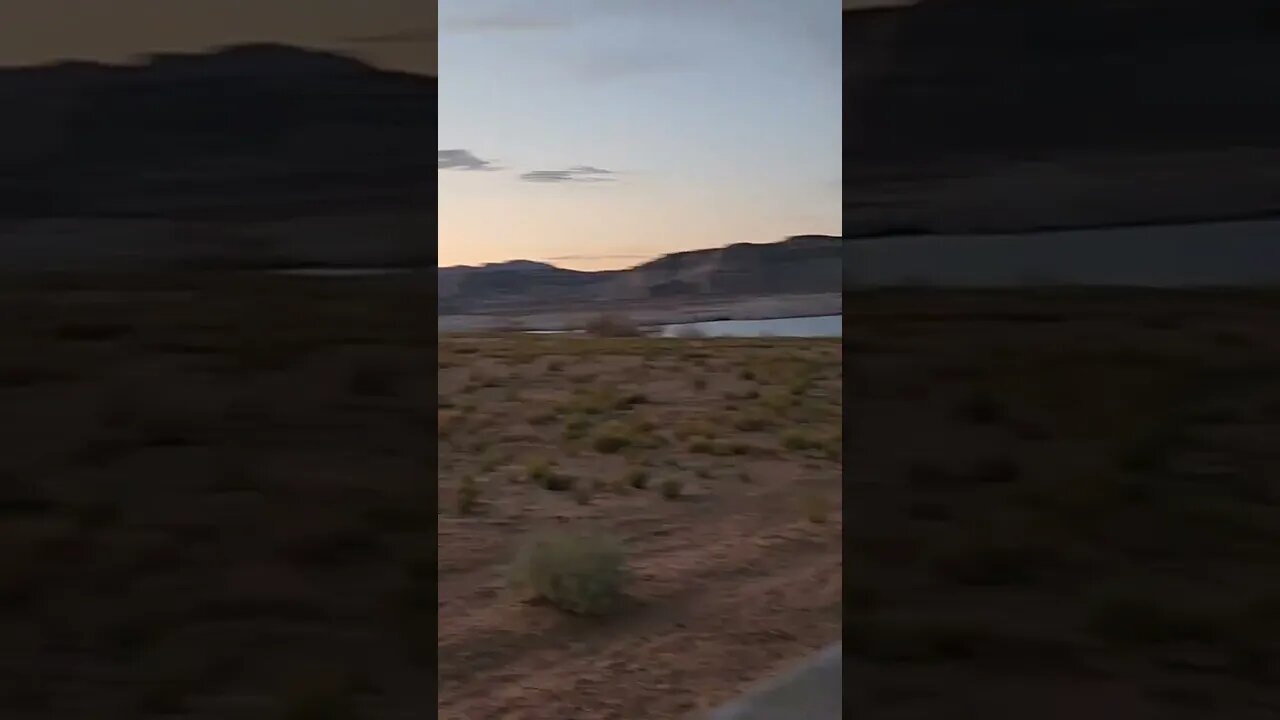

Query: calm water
659;314;842;338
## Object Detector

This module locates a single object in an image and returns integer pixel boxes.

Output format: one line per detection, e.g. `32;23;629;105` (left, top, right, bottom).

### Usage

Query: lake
512;314;844;338
659;314;843;338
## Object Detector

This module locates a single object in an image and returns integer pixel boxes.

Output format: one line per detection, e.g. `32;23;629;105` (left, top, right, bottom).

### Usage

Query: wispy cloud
438;149;500;171
519;166;617;183
447;2;839;82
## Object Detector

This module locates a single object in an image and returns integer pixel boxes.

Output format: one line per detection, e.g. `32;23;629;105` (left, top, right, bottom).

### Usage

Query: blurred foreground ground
0;273;432;718
847;288;1280;719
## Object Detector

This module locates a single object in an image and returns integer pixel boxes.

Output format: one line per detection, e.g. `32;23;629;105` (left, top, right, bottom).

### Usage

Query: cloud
519;166;616;183
443;1;837;82
440;152;614;180
438;149;500;171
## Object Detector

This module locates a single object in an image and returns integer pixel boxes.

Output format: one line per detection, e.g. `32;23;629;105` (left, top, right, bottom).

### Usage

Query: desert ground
437;333;843;719
0;272;841;719
847;288;1280;719
0;273;433;719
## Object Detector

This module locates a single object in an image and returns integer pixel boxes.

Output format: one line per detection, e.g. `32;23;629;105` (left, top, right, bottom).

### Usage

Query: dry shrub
509;531;627;615
803;493;831;523
660;478;683;500
627;469;649;490
456;477;479;515
584;313;645;338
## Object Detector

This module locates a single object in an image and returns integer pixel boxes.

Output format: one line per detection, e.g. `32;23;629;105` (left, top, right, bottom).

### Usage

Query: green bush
509;531;627;615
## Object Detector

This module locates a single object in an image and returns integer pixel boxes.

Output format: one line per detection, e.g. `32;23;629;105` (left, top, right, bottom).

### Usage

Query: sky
0;0;435;75
438;0;842;270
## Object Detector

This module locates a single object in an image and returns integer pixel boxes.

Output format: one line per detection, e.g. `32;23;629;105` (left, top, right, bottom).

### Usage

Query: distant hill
0;44;434;270
437;235;843;314
845;0;1280;236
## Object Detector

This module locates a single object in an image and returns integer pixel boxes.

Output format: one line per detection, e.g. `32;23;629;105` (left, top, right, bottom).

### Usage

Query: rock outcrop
0;44;434;270
845;0;1280;236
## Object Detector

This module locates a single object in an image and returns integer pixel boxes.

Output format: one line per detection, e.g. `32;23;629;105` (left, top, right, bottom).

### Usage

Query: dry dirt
847;288;1280;719
437;335;843;719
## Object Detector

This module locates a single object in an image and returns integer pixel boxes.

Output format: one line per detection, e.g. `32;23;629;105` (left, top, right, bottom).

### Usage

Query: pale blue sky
439;0;841;269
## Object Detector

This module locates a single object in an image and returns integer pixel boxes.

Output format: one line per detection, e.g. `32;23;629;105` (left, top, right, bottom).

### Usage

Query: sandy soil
847;288;1280;719
437;335;843;719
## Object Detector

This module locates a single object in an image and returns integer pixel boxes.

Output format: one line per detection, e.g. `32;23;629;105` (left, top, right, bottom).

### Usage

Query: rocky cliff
437;236;844;314
845;0;1280;236
0;44;434;270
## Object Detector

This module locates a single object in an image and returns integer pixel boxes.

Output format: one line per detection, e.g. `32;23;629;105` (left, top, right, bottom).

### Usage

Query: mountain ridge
0;43;434;270
437;235;844;314
844;0;1280;236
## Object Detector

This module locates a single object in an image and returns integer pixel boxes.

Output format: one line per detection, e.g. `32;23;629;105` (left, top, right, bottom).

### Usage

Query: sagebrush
509;531;627;615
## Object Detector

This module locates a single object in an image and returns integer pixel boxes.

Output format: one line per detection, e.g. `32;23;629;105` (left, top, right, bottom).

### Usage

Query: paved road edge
702;642;843;720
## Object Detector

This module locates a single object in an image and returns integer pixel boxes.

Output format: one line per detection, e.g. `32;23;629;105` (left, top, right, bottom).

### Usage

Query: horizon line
438;234;842;271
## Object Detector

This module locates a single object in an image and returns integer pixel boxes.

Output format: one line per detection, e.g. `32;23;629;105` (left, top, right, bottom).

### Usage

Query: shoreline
437;292;843;333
